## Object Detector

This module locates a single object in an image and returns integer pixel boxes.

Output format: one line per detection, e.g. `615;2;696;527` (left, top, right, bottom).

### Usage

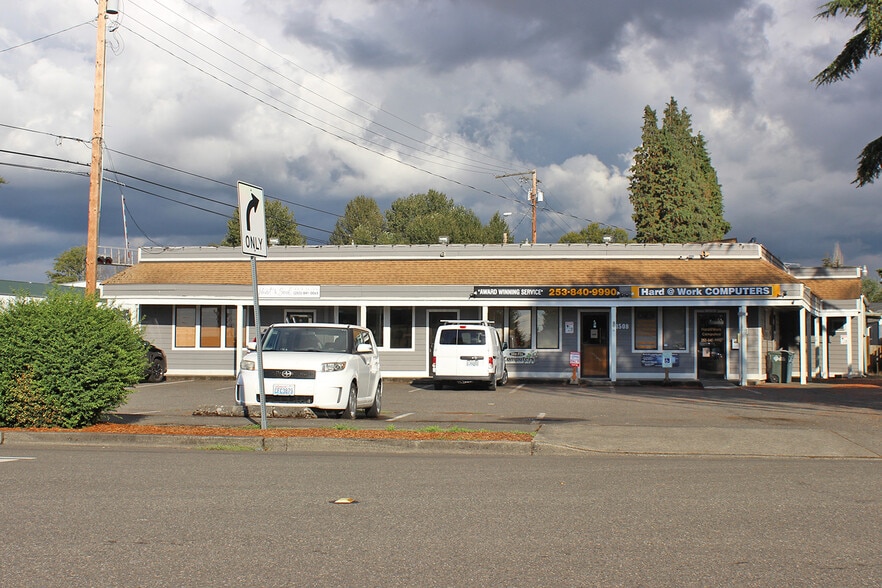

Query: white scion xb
236;323;382;419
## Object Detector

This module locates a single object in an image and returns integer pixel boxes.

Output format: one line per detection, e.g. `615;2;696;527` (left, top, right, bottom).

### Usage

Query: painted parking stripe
0;457;36;463
531;412;546;424
387;412;414;422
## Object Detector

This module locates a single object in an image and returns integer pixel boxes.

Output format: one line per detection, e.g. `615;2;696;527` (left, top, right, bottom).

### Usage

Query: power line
120;14;503;177
0;19;95;53
142;0;512;176
174;0;519;172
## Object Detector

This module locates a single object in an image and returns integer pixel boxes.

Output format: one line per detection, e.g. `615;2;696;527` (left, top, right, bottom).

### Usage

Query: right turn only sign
237;181;267;257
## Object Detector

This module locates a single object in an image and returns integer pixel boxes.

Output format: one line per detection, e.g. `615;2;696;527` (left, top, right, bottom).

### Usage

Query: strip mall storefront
100;243;868;384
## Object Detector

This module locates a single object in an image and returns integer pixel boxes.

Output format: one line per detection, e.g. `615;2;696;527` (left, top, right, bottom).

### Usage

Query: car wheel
488;376;497;391
337;382;358;419
499;368;508;386
366;379;383;418
146;358;164;383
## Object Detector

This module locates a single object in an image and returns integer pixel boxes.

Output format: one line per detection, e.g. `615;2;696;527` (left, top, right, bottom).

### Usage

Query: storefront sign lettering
504;349;538;364
258;285;321;298
632;285;780;298
472;286;629;299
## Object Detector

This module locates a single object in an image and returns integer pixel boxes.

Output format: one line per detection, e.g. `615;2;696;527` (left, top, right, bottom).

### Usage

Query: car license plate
466;359;478;367
273;384;295;395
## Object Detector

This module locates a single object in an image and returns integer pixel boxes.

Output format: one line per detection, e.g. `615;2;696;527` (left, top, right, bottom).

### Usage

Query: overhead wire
1;2;634;242
145;0;512;176
0;19;95;53
175;0;519;172
119;12;505;177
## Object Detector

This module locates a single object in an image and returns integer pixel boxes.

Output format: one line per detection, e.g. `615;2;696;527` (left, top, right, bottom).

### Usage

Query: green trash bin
767;350;793;383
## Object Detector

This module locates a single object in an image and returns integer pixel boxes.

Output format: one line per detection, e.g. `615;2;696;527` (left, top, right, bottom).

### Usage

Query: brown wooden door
581;312;609;377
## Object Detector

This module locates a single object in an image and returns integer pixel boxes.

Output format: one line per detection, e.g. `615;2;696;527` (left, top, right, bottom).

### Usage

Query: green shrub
0;290;146;428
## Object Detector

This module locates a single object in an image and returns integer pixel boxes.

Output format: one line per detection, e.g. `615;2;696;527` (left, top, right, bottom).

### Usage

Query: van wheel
499;369;508;386
488;377;497;391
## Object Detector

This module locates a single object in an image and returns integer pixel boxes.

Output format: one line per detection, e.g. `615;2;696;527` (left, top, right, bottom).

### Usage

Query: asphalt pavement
2;377;881;458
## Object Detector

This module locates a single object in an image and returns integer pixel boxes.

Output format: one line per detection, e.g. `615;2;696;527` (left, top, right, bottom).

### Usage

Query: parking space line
509;384;526;394
531;412;546;424
387;412;414;422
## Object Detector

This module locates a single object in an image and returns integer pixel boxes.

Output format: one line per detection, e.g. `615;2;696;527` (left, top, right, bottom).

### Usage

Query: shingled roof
105;257;800;288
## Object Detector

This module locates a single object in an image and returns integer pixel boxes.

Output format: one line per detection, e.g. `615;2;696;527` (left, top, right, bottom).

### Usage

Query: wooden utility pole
85;0;111;294
495;170;538;243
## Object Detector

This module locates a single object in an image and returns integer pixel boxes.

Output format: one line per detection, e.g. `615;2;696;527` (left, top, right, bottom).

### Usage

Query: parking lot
104;377;882;457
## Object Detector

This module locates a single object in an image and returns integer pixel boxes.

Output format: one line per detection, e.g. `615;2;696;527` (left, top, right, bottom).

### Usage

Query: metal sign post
238;181;268;429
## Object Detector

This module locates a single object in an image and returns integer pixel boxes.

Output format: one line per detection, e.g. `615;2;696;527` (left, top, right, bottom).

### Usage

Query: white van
432;320;508;390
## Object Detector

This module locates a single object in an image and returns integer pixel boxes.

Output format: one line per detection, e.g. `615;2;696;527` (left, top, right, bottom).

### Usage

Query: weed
199;444;255;452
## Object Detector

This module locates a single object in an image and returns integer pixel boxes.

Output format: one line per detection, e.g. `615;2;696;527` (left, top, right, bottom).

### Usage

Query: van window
438;328;487;345
439;330;458;345
459;330;485;345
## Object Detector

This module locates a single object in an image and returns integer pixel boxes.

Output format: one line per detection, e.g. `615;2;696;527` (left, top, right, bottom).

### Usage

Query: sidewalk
2;378;881;458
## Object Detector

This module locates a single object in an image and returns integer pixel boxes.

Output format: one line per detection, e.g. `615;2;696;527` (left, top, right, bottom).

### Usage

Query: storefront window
175;306;197;348
536;307;559;349
225;307;237;348
488;307;505;346
367;307;384;347
509;308;532;349
338;306;358;325
390;307;413;348
634;307;688;351
200;306;222;348
662;308;687;350
634;308;658;350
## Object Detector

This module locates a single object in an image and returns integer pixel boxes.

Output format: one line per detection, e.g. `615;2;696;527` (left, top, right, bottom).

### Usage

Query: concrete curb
0;430;535;455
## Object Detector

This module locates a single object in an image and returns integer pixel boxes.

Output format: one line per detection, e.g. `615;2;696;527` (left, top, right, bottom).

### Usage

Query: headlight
240;358;256;371
322;361;347;372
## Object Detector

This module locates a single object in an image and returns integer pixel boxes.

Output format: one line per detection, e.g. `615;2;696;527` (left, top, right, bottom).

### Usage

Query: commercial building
100;242;869;384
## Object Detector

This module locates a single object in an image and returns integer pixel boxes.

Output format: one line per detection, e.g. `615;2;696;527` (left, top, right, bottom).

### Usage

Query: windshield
262;326;350;352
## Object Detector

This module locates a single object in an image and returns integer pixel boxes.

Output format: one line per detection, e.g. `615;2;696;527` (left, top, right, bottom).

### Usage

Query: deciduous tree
221;199;305;246
47;245;86;284
329;195;389;245
559;223;630;244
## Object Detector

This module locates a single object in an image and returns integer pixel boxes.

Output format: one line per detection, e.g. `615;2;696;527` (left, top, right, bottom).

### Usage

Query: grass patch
199;444;256;452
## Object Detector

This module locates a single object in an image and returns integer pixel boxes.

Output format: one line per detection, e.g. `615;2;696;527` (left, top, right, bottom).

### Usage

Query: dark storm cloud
284;0;753;88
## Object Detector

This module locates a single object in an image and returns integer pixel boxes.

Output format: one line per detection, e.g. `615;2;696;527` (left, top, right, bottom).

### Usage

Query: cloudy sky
2;0;881;282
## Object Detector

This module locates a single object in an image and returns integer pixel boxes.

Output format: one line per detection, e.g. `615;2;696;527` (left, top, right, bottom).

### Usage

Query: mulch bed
4;423;533;442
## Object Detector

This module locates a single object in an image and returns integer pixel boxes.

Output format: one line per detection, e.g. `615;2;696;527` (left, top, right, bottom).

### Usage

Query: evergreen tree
814;0;882;186
628;98;730;243
483;212;511;244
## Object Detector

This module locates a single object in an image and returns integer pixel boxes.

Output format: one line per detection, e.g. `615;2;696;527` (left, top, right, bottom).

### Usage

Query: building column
799;306;807;384
609;306;617;382
739;305;747;386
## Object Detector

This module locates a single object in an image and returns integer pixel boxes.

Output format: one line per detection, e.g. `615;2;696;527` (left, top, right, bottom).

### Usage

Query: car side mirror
356;343;373;354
